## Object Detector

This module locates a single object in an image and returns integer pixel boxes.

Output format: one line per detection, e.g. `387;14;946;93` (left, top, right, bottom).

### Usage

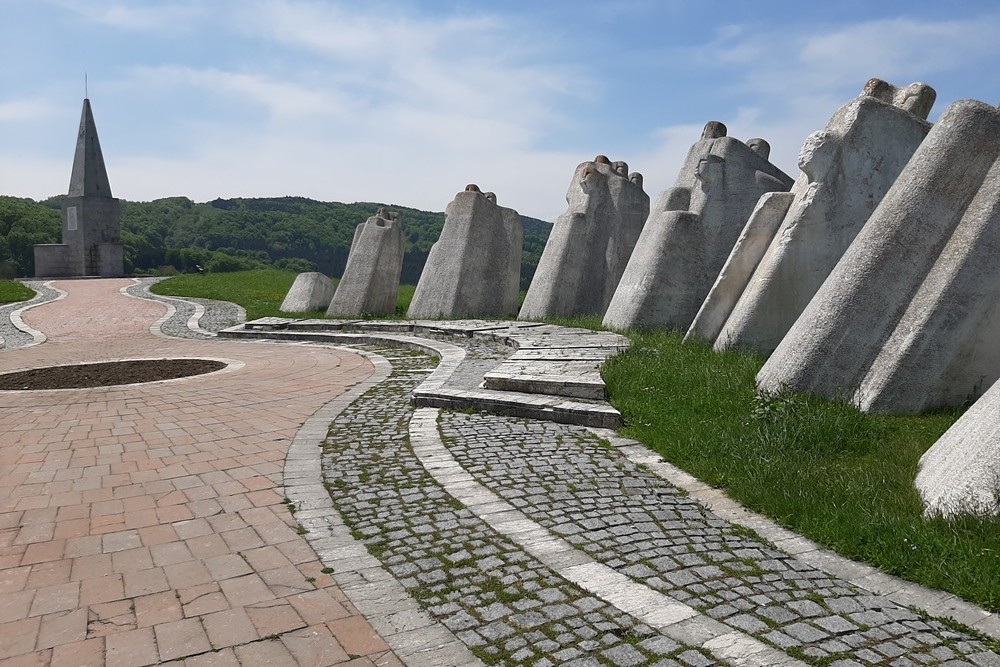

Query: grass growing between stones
602;330;1000;612
0;280;34;304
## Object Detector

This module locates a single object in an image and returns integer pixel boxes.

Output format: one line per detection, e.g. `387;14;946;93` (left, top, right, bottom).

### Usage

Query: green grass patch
151;270;328;321
151;269;461;321
0;280;34;304
603;330;1000;612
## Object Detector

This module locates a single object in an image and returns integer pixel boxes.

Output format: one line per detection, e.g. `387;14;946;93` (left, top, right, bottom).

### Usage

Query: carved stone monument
327;207;404;317
280;272;336;313
696;80;935;354
407;187;522;319
915;380;1000;518
603;124;792;331
519;157;649;320
34;98;124;277
757;99;1000;412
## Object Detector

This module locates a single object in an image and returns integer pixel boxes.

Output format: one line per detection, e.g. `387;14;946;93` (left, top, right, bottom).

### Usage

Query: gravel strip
0;280;61;350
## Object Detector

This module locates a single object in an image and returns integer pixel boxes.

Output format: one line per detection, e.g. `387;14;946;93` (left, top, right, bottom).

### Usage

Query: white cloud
44;0;207;31
0;98;59;123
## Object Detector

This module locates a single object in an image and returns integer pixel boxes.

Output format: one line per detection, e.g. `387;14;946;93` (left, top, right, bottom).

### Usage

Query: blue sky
2;1;999;220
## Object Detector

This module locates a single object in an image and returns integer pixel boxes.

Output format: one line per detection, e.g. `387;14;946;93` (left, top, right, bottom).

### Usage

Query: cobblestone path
322;347;725;666
437;412;999;667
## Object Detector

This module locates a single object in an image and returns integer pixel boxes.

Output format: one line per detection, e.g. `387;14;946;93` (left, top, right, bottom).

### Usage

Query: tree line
0;195;551;288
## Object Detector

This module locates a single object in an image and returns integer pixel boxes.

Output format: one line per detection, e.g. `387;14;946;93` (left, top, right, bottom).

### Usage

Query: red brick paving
0;279;398;665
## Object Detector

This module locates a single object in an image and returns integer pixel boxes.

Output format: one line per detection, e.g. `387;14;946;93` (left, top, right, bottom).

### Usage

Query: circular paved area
1;279;998;667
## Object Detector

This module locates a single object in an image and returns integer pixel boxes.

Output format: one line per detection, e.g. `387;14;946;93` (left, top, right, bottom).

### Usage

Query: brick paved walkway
2;279;998;667
0;280;396;666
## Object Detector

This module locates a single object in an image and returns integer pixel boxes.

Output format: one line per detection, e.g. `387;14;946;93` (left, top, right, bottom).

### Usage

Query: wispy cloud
43;0;207;31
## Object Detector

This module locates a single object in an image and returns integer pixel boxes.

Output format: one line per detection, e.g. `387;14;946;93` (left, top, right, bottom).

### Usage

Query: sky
2;1;999;221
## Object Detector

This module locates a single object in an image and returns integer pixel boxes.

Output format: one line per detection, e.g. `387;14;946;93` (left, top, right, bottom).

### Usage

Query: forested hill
0;195;552;286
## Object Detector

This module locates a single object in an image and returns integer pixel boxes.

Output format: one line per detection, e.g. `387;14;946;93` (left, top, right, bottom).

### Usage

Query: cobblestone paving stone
126;277;245;337
322;345;728;666
438;412;1000;667
0;280;61;349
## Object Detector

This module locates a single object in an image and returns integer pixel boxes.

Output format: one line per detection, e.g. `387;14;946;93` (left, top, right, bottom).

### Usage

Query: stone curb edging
588;428;1000;642
122;278;216;338
3;280;65;349
279;341;485;667
408;407;806;667
218;324;623;428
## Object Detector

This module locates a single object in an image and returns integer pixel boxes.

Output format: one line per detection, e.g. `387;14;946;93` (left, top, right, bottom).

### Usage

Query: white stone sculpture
407;186;522;319
603;123;792;332
697;79;935;354
519;157;649;320
326;207;405;317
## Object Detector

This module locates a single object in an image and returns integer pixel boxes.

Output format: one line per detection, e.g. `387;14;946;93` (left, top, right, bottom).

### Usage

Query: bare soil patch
0;359;226;390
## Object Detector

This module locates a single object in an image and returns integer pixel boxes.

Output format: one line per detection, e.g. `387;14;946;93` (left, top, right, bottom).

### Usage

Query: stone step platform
221;318;629;428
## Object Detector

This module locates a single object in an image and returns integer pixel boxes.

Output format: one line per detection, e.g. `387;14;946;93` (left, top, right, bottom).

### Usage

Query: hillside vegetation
0;195;551;286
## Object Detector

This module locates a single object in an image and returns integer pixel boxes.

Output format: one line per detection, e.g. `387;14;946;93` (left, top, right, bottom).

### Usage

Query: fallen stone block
280;272;336;313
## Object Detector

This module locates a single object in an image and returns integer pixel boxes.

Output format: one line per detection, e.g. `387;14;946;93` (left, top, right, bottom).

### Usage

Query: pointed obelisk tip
67;96;112;198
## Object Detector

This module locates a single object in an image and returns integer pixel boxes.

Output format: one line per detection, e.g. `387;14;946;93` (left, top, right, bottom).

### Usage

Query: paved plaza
0;279;998;666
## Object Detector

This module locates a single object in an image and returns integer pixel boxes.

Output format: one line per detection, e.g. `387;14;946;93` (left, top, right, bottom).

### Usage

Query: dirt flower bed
0;359;226;390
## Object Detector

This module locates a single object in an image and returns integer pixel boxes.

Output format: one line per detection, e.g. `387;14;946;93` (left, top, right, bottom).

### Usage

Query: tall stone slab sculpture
519;157;648;320
603;123;792;332
915;380;1000;518
407;186;522;319
698;80;935;354
327;207;404;316
34;98;124;277
757;99;1000;411
280;272;336;313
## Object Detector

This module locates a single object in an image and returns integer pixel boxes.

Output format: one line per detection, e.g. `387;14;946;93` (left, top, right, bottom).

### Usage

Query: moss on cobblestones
320;346;711;666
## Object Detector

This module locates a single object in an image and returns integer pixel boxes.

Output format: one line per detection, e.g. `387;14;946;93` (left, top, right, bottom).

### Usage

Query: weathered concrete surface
408;187;523;319
280;271;336;313
711;81;934;354
916;380;1000;518
758;99;1000;404
35;98;124;278
686;192;794;344
519;157;649;319
603;124;792;332
857;144;1000;413
327;208;404;316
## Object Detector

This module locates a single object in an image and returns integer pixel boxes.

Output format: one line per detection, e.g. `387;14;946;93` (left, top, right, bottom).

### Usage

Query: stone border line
122;278;248;338
1;280;65;349
408;407;805;667
277;340;484;667
589;428;1000;642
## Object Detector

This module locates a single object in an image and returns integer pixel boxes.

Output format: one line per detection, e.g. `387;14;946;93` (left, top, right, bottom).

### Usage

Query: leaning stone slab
327;207;405;317
407;186;522;319
757;99;1000;404
916;379;1000;518
519;157;649;319
707;79;935;354
603;123;792;331
279;272;336;313
686;191;794;344
857;142;1000;413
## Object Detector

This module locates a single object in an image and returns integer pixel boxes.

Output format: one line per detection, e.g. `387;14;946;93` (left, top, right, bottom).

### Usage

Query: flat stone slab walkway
1;279;998;667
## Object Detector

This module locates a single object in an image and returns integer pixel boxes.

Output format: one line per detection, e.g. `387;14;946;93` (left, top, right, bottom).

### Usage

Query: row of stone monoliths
278;77;1000;517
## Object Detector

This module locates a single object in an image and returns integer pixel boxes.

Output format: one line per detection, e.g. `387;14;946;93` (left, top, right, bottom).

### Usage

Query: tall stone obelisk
34;98;124;277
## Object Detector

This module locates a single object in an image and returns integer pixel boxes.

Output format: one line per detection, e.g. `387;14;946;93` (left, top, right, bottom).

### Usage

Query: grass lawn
0;280;34;304
153;270;428;321
603;330;1000;612
152;270;1000;612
